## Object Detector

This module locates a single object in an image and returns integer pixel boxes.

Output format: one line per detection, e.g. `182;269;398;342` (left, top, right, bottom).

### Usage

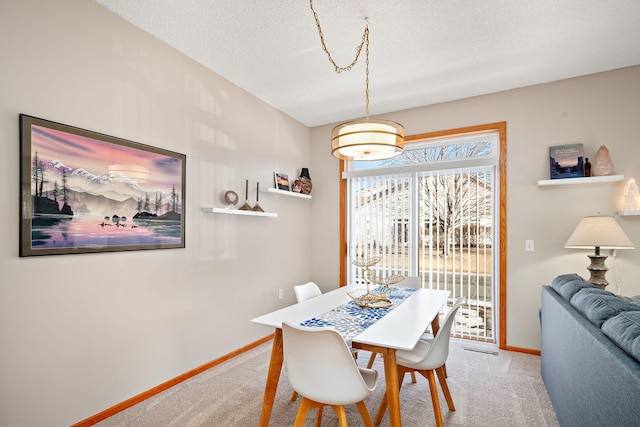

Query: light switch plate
525;240;534;252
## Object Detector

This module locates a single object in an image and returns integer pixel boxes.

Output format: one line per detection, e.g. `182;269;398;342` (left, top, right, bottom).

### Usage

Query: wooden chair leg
374;368;407;424
290;390;298;401
374;385;388;424
436;365;456;411
293;397;314;427
375;365;452;427
366;352;377;369
356;400;375;427
423;369;444;427
332;405;348;427
410;371;417;383
315;405;323;427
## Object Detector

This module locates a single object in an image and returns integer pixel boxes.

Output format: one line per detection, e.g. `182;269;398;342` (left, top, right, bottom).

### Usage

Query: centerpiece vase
298;168;312;195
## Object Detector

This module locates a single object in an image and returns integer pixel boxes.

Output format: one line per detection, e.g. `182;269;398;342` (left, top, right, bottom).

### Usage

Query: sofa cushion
574;287;615;297
551;273;584;288
570;290;640;327
551;273;584;289
554;280;597;301
602;311;640;363
550;273;594;300
580;289;640;303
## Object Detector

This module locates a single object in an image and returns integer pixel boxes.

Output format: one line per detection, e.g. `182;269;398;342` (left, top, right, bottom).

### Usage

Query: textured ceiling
93;0;640;127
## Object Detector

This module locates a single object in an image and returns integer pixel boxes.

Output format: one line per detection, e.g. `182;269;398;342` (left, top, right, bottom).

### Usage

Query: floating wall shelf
617;210;640;216
201;207;277;217
537;175;625;187
267;187;312;199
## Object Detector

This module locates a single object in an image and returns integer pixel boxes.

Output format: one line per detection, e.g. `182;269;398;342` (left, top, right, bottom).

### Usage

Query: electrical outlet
525;240;534;252
278;288;284;299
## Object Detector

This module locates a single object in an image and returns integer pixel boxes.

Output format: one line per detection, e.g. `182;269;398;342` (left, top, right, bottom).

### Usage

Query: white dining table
250;284;450;427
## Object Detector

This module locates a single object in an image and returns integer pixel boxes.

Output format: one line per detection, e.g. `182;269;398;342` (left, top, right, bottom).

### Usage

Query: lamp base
587;254;609;289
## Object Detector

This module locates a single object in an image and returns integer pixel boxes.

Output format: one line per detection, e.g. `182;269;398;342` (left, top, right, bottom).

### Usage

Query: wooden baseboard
502;344;540;356
72;334;274;426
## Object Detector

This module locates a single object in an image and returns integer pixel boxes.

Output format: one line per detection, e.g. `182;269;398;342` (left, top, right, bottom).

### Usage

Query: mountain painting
19;114;186;256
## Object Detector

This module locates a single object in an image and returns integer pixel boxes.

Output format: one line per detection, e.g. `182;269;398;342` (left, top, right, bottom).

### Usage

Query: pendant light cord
310;0;370;119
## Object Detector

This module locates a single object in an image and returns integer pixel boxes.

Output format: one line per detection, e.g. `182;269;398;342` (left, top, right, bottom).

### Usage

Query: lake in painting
31;213;181;249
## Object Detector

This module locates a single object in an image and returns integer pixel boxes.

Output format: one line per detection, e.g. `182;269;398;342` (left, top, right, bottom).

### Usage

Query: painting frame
274;172;290;191
19;114;186;257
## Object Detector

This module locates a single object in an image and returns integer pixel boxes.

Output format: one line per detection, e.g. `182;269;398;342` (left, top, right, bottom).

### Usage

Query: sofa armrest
541;286;640;427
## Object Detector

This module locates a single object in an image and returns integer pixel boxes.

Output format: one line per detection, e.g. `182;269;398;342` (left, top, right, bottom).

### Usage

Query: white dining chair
289;281;323;402
282;321;379;427
293;281;322;302
290;281;360;402
374;297;467;427
400;275;421;288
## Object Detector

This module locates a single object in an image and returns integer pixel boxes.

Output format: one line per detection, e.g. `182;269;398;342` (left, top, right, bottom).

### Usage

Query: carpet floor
96;340;559;426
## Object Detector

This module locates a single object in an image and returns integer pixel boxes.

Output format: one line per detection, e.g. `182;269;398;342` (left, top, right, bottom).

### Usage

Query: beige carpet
96;340;559;426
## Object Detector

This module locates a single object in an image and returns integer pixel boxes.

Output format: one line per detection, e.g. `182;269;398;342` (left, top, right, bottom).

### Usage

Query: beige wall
1;1;639;426
310;66;640;351
1;1;312;426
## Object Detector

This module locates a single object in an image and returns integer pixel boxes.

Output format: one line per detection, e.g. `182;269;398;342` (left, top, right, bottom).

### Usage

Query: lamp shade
331;118;404;161
564;215;635;250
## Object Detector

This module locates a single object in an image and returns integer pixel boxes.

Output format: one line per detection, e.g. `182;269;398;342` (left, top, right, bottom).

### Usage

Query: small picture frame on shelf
549;143;585;179
274;172;289;191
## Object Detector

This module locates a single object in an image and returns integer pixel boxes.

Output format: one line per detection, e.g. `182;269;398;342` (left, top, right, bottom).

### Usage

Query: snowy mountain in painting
47;159;72;175
42;159;169;205
70;167;114;186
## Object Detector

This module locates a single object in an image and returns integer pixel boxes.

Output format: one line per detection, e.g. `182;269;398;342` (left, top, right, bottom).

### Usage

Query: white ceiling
93;0;640;128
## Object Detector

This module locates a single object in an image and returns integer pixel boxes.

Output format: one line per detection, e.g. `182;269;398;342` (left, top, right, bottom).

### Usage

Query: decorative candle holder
252;182;264;212
238;179;252;211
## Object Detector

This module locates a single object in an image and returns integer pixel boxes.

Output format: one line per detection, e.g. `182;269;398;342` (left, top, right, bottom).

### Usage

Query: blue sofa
540;274;640;427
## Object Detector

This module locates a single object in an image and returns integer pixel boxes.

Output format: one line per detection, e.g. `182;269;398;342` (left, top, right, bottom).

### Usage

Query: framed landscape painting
19;114;186;256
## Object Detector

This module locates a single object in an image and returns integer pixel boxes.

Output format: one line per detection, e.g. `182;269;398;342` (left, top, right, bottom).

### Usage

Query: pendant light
310;1;405;161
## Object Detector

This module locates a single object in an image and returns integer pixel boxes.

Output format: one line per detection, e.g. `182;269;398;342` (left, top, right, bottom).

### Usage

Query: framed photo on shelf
19;114;186;256
549;143;585;179
274;172;290;191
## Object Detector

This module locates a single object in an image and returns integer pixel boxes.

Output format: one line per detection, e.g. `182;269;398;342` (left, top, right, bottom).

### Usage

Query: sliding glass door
344;131;499;343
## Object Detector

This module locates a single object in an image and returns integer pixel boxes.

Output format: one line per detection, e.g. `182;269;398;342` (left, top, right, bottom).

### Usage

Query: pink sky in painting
31;124;182;192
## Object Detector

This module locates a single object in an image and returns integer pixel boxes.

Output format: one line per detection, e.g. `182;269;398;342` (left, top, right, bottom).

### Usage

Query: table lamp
564;214;635;289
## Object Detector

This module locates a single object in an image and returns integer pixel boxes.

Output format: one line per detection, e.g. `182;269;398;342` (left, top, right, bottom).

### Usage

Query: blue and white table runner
300;286;418;343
